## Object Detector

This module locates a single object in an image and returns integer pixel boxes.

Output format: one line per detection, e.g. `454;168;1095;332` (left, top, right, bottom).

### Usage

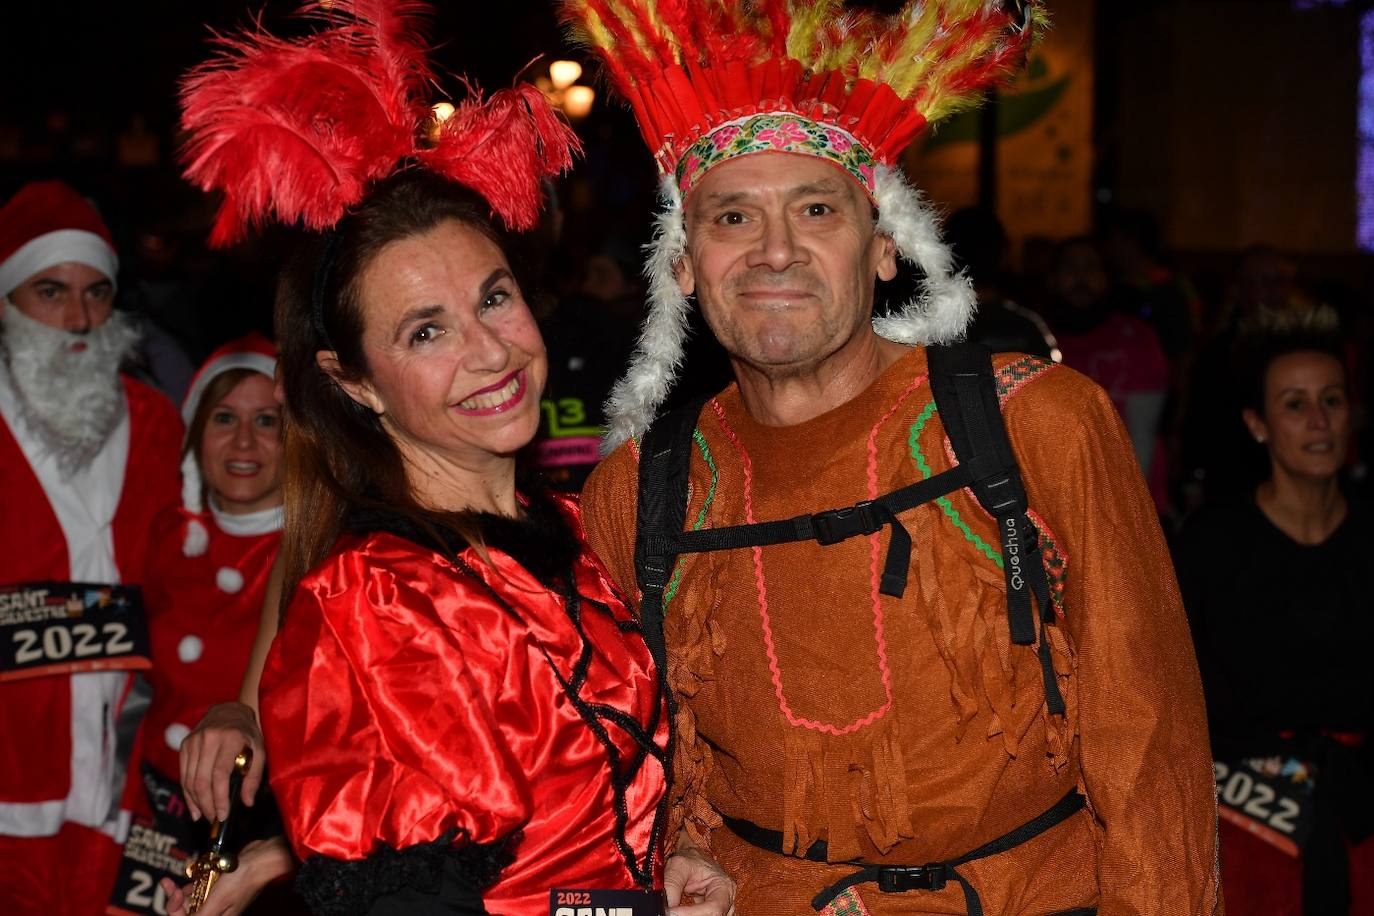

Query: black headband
311;228;342;352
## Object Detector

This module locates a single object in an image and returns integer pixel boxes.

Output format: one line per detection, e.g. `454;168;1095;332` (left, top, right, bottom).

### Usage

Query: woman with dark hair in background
1176;305;1374;915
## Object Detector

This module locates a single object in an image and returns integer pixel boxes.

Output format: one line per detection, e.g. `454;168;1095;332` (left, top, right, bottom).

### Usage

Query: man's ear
674;253;696;297
316;350;384;415
874;233;898;283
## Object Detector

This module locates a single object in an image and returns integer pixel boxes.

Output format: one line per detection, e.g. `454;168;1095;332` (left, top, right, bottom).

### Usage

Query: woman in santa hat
113;333;293;914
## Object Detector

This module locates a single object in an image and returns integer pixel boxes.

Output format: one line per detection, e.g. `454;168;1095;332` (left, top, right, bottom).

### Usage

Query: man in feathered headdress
563;1;1223;913
0;180;182;912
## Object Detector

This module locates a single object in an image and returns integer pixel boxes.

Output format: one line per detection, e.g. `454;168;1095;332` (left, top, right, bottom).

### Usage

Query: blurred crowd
538;201;1372;525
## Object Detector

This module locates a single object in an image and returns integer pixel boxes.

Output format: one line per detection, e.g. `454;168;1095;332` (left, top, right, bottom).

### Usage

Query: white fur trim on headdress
601;176;692;454
601;166;976;450
0;229;118;300
871;165;976;346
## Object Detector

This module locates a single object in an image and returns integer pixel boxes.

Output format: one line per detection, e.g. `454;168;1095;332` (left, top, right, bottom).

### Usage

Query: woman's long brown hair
274;170;522;616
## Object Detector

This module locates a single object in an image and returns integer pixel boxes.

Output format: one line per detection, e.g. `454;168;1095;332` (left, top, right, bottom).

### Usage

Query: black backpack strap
633;396;710;714
629;397;707;885
643;463;974;599
926;343;1064;716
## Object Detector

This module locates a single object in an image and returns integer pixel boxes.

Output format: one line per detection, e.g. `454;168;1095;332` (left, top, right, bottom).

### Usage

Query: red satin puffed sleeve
260;537;533;863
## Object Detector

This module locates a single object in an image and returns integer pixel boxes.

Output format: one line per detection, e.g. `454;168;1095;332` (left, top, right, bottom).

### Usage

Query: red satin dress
260;494;668;915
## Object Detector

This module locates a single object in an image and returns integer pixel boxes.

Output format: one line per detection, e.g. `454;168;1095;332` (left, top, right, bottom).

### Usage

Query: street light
540;60;595;120
549;60;583;91
563;85;595;119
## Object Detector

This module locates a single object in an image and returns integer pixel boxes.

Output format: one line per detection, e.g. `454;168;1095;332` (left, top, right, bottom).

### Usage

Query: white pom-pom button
177;635;204;664
164;722;191;751
216;567;244;594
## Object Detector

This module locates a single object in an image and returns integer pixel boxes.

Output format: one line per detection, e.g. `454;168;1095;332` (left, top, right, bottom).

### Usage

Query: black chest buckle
811;500;884;545
876;864;949;894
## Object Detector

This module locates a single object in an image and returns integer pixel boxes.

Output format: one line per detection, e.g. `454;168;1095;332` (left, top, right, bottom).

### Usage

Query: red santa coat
133;508;280;791
0;375;180;912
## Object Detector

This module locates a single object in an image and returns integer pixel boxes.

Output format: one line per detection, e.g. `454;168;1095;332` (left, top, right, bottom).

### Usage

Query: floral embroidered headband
674;113;878;200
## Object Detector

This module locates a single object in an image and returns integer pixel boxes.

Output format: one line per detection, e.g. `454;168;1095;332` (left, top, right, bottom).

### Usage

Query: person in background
1046;235;1171;512
0;180;182;913
944;207;1057;361
532;235;642;491
108;334;294;915
1101;207;1199;364
1180;246;1307;509
1177;304;1373;916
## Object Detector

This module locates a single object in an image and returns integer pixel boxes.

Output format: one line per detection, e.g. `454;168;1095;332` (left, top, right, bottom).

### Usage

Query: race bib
0;581;150;681
549;888;665;916
108;764;197;916
1214;757;1316;857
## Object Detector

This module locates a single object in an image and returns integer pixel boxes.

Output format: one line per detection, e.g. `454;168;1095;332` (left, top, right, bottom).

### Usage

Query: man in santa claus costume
0;180;182;913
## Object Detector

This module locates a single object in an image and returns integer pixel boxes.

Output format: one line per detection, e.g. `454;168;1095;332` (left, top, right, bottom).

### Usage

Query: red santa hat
0;181;119;299
180;333;279;557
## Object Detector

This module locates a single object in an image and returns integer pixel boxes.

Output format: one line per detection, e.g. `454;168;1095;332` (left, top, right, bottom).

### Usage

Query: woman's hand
664;840;735;916
161;836;294;916
179;702;266;822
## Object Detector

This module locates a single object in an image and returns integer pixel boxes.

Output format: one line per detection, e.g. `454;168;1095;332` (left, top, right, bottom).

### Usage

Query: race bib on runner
550;888;665;915
108;764;197;916
1214;757;1316;857
0;581;150;681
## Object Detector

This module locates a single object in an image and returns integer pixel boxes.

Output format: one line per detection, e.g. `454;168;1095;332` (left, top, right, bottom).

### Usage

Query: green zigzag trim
908;400;1003;569
663;427;717;606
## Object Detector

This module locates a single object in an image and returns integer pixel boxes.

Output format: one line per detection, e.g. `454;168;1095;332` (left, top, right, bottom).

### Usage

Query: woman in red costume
253;170;674;914
111;334;297;915
166;5;734;911
138;334;282;791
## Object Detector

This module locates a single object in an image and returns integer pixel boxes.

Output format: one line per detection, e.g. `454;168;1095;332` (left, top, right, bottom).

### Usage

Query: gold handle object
184;748;253;913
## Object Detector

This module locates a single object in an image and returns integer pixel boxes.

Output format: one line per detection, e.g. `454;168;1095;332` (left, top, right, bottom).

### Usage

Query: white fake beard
0;305;140;478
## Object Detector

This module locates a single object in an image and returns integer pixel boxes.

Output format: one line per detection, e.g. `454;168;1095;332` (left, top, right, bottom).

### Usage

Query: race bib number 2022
550;889;665;916
0;581;150;682
1214;757;1315;857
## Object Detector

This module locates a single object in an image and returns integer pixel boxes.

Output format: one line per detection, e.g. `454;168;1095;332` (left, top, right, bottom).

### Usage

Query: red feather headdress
561;0;1043;197
180;0;580;246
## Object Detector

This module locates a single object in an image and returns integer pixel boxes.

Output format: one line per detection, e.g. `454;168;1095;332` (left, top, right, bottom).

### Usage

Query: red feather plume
180;0;576;244
418;84;582;232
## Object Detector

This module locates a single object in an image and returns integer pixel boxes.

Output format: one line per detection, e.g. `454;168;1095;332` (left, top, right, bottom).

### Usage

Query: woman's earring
1255;434;1266;443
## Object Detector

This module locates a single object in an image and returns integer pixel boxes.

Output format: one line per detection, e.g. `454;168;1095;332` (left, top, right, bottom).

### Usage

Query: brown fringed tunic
582;346;1222;915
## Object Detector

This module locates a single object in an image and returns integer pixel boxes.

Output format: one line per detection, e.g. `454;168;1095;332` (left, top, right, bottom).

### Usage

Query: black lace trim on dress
294;828;519;916
343;483;579;589
449;553;668;891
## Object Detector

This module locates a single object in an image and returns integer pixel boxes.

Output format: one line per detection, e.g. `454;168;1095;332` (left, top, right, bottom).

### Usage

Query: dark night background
0;0;1371;363
0;0;648;355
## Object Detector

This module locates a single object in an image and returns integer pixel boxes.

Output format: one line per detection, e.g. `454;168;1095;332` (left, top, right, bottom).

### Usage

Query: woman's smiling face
341;219;547;473
1245;349;1350;483
198;372;283;515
